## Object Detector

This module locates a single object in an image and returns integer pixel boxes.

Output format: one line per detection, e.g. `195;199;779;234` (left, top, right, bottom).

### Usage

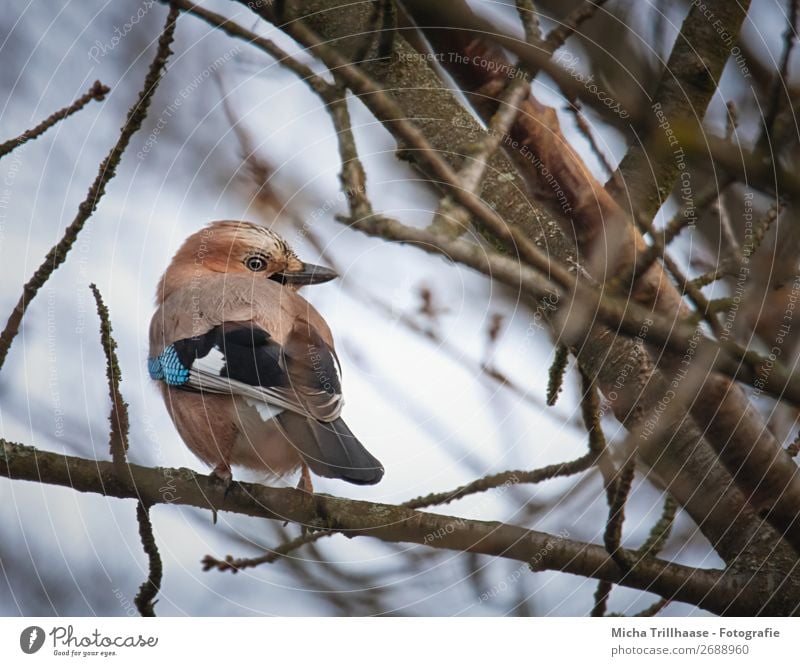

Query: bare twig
579;369;617;501
638;496;678;559
604;454;637;571
515;0;544;48
202;531;331;572
592;581;613;617
430;77;530;237
0;7;178;371
546;344;569;406
569;101;615;176
0;81;109;158
403;453;597;509
89;284;129;471
542;0;610;54
690;199;783;289
134;502;163;617
762;0;799;143
743;199;782;259
636;598;671;617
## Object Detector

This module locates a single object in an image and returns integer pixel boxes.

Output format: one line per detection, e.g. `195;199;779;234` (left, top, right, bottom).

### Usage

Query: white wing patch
244;397;284;422
192;347;226;376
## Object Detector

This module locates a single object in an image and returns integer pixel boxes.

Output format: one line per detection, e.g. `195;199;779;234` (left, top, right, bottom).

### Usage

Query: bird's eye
245;256;267;272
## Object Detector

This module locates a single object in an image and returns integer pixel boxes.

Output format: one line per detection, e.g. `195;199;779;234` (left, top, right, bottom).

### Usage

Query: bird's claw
209;464;234;524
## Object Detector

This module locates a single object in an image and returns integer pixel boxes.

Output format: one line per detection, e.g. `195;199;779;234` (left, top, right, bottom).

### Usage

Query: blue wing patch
147;345;190;386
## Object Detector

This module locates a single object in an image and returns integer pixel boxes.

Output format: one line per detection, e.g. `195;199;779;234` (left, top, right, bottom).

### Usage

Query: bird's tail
278;412;384;485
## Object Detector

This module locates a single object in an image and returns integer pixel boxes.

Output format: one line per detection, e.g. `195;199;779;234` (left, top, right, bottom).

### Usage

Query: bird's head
157;220;337;303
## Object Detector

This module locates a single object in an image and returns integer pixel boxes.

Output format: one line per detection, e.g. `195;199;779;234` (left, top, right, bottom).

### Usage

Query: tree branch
3;439;793;616
611;0;752;216
0;81;109;158
0;6;179;371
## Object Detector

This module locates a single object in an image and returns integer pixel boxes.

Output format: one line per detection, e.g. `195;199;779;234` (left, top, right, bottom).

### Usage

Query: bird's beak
270;262;338;286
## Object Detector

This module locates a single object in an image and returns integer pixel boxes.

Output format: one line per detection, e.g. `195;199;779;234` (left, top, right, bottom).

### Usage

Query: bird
147;220;384;493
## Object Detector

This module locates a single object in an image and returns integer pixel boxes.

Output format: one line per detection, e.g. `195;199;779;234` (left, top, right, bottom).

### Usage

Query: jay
148;220;384;492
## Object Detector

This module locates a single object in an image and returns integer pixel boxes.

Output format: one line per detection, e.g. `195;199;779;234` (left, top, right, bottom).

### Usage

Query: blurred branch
397;0;634;129
202;531;330;573
542;0;610;55
0;80;109;158
578;369;616;500
0;6;178;371
593;445;635;616
429;76;530;238
1;438;784;616
761;0;799;145
611;0;752;217
689;200;783;289
515;0;544;49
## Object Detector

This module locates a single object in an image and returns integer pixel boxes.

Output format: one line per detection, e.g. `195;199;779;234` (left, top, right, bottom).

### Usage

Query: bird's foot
209;464;234;524
296;463;314;495
286;464;315;534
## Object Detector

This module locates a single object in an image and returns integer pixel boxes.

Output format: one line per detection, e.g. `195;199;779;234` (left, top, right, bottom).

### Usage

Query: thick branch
611;0;752;216
2;439;793;616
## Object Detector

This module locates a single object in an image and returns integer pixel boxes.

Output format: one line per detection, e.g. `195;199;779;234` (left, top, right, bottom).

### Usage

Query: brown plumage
148;220;383;490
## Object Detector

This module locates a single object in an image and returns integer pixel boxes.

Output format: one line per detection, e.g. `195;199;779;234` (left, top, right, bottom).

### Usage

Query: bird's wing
148;319;343;422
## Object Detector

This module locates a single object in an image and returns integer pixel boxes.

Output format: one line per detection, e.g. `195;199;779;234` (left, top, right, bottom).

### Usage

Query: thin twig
638;495;678;558
515;0;544;48
89;284;129;472
635;597;671;617
569;101;615;176
0;81;109;158
579;369;617;501
429;76;530;237
134;502;163;617
713;196;741;256
0;7;178;371
623;176;733;294
690;199;783;289
592;581;613;617
546;344;569;406
762;0;799;143
403;453;597;509
543;0;611;54
663;178;734;247
604;453;637;571
743;198;782;258
328;81;374;221
725;100;739;141
202;531;331;572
